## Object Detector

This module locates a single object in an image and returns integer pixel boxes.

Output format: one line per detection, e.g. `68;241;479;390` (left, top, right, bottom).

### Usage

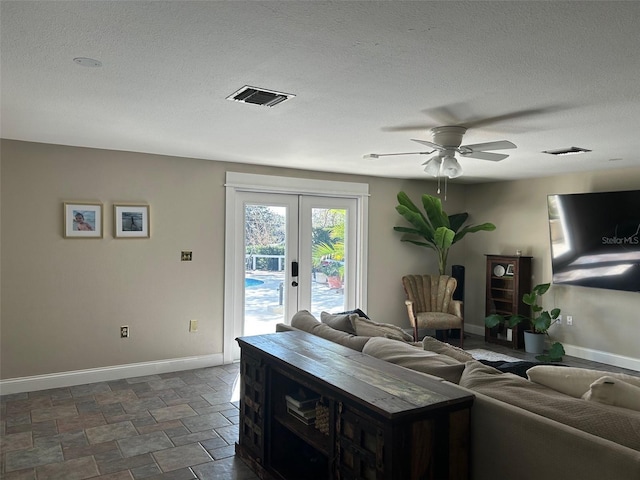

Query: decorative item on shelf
314;399;330;436
493;264;506;277
485;283;565;361
394;192;496;274
505;264;515;276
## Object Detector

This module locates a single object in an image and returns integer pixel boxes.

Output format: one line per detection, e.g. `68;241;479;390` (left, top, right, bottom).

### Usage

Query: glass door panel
241;193;298;337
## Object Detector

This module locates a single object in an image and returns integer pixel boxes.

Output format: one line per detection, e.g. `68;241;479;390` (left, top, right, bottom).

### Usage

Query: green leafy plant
394;192;496;275
312;217;345;280
485;283;565;361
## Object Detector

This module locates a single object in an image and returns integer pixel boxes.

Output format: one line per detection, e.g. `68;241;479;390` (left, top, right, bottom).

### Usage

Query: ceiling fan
364;125;516;179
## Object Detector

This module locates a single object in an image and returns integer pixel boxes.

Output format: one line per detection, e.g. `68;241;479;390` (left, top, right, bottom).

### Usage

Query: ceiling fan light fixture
423;156;442;176
442;155;463;178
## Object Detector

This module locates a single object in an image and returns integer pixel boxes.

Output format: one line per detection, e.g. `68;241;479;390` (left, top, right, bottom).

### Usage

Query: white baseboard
464;324;640;372
0;353;225;396
465;324;485;336
561;343;640;372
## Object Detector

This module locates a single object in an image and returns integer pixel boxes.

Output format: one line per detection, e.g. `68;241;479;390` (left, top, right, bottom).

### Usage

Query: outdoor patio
243;270;344;336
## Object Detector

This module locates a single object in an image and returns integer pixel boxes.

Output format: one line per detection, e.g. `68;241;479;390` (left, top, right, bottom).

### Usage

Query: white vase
524;331;545;354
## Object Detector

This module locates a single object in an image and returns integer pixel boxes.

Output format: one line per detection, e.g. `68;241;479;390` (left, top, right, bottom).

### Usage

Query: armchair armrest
449;299;463;318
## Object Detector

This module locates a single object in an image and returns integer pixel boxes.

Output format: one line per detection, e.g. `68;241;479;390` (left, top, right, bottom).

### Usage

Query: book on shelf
287;406;316;425
285;394;319;410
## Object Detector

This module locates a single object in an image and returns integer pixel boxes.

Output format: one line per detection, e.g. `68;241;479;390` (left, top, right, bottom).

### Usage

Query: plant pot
524;331;545;354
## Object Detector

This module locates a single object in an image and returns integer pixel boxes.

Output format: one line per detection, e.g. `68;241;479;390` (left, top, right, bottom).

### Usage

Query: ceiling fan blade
385;104;567;132
382;123;439;132
461;107;564;129
461;151;510;162
363;151;433;159
411;138;444;151
460;140;516;151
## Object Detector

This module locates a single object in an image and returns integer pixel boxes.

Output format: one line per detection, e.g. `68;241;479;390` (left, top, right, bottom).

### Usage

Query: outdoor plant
394;192;496;275
485;283;565;361
312;217;345;280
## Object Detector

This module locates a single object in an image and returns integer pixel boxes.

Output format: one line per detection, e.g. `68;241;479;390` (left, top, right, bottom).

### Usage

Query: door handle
291;261;299;277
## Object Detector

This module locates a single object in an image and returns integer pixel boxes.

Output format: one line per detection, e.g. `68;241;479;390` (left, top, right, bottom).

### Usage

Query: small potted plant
485;283;565;362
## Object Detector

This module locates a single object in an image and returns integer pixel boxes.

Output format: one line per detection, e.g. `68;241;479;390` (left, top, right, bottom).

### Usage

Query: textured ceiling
1;1;639;182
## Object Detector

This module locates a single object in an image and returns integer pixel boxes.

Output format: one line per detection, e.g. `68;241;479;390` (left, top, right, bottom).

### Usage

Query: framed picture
505;264;515;276
64;202;103;238
114;204;150;238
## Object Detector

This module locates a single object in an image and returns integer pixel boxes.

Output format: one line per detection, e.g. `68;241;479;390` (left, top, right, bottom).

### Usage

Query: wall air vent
226;85;295;107
542;146;592;156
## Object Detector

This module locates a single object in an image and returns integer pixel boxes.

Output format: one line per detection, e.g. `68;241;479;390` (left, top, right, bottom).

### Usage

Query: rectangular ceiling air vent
226;85;295;107
542;146;592;156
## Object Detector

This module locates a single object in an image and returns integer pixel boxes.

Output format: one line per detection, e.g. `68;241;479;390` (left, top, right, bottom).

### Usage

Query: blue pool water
245;278;265;287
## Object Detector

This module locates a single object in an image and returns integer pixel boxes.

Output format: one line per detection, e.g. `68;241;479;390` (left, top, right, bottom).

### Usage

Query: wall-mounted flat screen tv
547;190;640;292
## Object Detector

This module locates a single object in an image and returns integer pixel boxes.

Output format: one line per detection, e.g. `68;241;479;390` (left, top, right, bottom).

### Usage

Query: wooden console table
236;331;474;480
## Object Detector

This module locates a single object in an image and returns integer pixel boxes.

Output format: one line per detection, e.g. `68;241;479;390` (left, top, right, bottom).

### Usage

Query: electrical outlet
121;326;130;338
566;316;573;326
181;251;193;261
189;319;198;332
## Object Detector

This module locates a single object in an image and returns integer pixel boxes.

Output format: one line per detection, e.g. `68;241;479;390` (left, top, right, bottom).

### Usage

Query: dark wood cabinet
485;255;532;349
236;331;474;480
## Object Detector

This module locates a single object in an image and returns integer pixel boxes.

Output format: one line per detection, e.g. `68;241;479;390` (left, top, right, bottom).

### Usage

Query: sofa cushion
461;360;640;451
526;365;640;398
582;376;640;412
422;336;474;362
352;317;414;342
291;310;370;351
362;336;465;384
320;311;357;334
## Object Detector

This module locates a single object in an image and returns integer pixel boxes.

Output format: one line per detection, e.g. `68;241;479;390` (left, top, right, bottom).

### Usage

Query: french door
224;173;368;362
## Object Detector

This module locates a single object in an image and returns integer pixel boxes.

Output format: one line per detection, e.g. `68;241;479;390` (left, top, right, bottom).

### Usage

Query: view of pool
245;278;265;287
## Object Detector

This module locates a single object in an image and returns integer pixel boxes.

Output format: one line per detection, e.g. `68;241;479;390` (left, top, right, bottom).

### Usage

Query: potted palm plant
394;192;496;275
485;283;565;361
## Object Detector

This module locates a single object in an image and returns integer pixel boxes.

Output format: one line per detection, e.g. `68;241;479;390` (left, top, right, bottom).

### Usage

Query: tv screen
547;190;640;292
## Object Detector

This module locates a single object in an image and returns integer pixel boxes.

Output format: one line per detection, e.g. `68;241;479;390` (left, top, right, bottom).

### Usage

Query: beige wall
463;169;640;361
2;139;638;380
1;140;464;379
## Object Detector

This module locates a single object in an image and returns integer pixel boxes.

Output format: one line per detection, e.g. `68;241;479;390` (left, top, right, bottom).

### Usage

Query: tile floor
0;364;258;480
2;333;637;480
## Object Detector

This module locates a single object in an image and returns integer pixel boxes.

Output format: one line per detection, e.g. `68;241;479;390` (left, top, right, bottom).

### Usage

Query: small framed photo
64;202;103;238
114;204;150;238
505;264;515;276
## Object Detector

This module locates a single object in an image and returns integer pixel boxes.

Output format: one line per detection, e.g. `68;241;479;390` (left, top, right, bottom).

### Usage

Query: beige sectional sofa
276;310;640;480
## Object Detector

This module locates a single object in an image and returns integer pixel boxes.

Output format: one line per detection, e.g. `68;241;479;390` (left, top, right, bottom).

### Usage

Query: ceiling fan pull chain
444;176;448;201
436;175;441;194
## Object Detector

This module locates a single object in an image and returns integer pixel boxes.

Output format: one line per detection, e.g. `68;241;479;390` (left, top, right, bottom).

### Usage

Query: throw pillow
291;310;321;331
333;308;370;319
422;336;473;362
526;365;640;398
352;317;413;342
320;311;357;334
582;376;640;412
362;337;465;384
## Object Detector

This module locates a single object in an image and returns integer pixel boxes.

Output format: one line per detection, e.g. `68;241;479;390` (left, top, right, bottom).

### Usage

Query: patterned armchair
401;274;464;347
